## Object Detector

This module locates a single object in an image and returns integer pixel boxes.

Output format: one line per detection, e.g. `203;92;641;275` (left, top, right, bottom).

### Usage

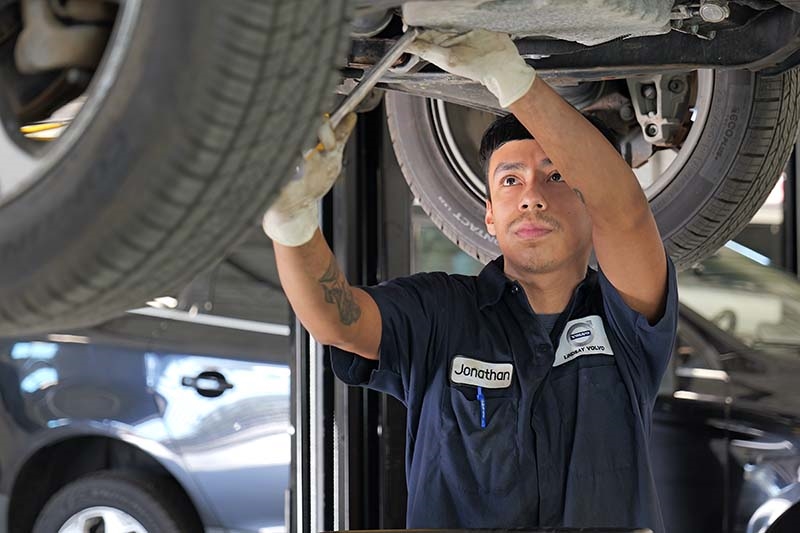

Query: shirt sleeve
329;272;449;405
597;252;678;402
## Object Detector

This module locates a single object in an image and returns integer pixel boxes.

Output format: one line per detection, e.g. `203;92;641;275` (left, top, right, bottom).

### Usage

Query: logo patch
567;322;594;346
554;315;614;367
450;356;513;389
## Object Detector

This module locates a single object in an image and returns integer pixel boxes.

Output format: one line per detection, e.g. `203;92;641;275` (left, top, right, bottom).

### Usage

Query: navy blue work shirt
331;255;678;532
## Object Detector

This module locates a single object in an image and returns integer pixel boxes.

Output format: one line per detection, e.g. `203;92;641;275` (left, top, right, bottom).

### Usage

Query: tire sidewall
650;69;756;239
0;0;194;284
33;472;183;533
0;0;351;333
386;95;500;263
385;69;768;266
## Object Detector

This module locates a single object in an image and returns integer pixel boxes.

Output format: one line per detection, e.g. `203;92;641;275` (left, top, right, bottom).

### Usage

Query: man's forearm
508;77;652;230
273;229;380;358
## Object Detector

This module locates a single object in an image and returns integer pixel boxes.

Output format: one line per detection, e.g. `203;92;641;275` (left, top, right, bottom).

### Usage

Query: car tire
0;0;351;335
385;68;800;269
32;470;200;533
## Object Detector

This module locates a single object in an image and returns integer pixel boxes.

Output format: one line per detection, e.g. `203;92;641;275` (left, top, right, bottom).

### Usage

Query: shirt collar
477;256;513;309
476;255;597;310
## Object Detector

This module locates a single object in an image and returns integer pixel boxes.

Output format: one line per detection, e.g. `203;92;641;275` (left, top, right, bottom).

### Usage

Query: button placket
535;343;551;363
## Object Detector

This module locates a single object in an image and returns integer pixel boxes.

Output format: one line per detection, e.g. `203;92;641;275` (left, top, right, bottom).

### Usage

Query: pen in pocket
477;386;486;429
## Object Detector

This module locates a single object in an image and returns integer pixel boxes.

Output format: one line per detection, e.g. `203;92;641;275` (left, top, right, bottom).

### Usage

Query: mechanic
264;29;677;533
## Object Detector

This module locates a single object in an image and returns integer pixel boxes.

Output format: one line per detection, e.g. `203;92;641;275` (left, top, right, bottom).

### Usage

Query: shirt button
535;344;551;360
511;285;519;294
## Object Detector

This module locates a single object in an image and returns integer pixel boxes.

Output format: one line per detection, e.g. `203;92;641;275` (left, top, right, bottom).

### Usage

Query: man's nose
518;182;546;211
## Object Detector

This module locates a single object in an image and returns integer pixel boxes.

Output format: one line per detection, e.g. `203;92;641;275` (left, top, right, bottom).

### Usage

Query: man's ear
485;199;496;236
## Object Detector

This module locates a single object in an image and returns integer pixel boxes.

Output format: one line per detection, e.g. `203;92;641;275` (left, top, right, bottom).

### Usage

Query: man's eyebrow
493;162;527;179
537;157;554;170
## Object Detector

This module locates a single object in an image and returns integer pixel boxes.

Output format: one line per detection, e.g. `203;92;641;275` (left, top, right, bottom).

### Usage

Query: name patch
553;315;614;367
450;356;513;389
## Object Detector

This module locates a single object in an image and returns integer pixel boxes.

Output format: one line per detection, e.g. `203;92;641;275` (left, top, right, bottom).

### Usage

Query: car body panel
151;352;290;532
0;310;291;532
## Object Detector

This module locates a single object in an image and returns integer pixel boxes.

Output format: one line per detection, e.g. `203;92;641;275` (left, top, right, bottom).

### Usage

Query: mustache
510;213;561;232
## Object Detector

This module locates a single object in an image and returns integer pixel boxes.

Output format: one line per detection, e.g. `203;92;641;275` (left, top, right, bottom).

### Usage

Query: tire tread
0;0;353;333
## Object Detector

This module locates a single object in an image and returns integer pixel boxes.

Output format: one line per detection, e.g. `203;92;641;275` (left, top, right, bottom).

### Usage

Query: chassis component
14;0;109;74
627;74;692;147
347;6;800;111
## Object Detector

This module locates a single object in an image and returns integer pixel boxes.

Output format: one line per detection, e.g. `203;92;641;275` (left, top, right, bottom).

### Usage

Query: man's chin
503;249;560;275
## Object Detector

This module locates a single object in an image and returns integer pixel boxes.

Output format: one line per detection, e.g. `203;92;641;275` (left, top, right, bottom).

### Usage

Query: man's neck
503;260;587;315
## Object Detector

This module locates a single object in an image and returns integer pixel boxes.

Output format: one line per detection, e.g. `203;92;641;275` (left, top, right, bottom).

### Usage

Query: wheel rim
0;0;141;207
428;69;715;203
58;506;148;533
633;69;715;199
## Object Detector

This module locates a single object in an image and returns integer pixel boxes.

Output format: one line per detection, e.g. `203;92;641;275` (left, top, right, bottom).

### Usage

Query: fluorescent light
725;240;771;266
128;307;291;336
146;296;178;309
46;334;90;344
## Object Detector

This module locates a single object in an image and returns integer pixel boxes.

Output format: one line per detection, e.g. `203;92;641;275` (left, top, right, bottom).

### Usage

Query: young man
264;29;677;532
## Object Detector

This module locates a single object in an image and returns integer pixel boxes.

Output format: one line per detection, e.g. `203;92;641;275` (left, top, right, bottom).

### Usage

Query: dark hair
478;112;620;198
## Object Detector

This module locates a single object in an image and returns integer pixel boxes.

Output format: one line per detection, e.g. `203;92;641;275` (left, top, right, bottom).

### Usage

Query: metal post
291;323;311;533
787;144;800;276
376;108;412;529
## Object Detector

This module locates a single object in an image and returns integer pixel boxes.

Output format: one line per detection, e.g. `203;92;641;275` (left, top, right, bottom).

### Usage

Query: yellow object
20;122;67;134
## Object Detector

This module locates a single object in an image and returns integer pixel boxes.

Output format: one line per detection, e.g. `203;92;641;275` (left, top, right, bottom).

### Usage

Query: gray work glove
262;113;357;246
408;29;536;108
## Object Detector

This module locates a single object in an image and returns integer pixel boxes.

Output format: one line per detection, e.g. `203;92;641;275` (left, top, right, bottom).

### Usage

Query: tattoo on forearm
573;188;586;205
318;258;362;325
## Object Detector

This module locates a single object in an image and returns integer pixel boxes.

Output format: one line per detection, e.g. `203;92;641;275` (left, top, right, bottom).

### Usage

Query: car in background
0;233;295;533
654;245;800;533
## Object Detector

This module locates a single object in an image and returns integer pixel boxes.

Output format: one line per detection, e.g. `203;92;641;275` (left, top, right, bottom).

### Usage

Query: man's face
485;139;593;274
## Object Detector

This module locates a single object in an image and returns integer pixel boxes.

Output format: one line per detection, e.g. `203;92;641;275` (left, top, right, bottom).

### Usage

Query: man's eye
502;176;519;186
549;172;563;183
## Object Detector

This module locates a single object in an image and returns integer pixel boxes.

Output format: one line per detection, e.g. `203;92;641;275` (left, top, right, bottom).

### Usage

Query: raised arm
508;79;668;323
263;114;381;359
273;231;381;359
408;29;668;322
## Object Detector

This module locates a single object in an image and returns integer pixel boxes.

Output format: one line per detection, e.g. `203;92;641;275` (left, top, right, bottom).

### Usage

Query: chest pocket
440;384;519;494
550;355;636;476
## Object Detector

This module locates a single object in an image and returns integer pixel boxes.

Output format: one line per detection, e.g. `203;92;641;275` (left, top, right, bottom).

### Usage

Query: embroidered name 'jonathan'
450;356;513;388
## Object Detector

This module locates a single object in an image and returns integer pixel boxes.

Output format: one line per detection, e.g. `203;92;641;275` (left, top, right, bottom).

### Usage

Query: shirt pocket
553;355;636;476
439;384;519;494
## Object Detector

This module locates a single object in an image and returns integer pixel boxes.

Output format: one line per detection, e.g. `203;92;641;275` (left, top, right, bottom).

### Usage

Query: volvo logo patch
450;356;513;389
553;315;614;367
567;322;594;346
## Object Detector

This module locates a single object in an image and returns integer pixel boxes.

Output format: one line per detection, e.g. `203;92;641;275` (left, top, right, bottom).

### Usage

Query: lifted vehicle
2;0;800;334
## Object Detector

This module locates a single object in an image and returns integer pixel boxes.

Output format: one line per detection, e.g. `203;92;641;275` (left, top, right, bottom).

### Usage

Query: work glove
407;29;536;108
262;113;357;246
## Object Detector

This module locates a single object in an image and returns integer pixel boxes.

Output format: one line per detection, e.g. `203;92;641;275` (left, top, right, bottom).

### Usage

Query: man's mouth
512;221;554;240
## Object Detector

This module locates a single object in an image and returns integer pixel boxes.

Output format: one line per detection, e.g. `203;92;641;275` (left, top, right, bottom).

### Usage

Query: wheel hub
59;506;148;533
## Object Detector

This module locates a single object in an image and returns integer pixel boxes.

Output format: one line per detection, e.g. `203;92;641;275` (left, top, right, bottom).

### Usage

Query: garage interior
3;2;800;533
287;105;800;533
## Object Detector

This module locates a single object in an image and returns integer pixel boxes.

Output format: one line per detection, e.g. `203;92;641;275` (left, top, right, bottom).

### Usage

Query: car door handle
181;371;233;398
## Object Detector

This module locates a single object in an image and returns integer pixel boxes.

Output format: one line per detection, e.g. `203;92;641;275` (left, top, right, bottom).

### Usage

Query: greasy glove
407;29;536;108
262;113;357;246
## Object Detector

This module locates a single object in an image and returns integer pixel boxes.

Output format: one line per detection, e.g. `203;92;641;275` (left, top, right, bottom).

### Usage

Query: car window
677;245;800;361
